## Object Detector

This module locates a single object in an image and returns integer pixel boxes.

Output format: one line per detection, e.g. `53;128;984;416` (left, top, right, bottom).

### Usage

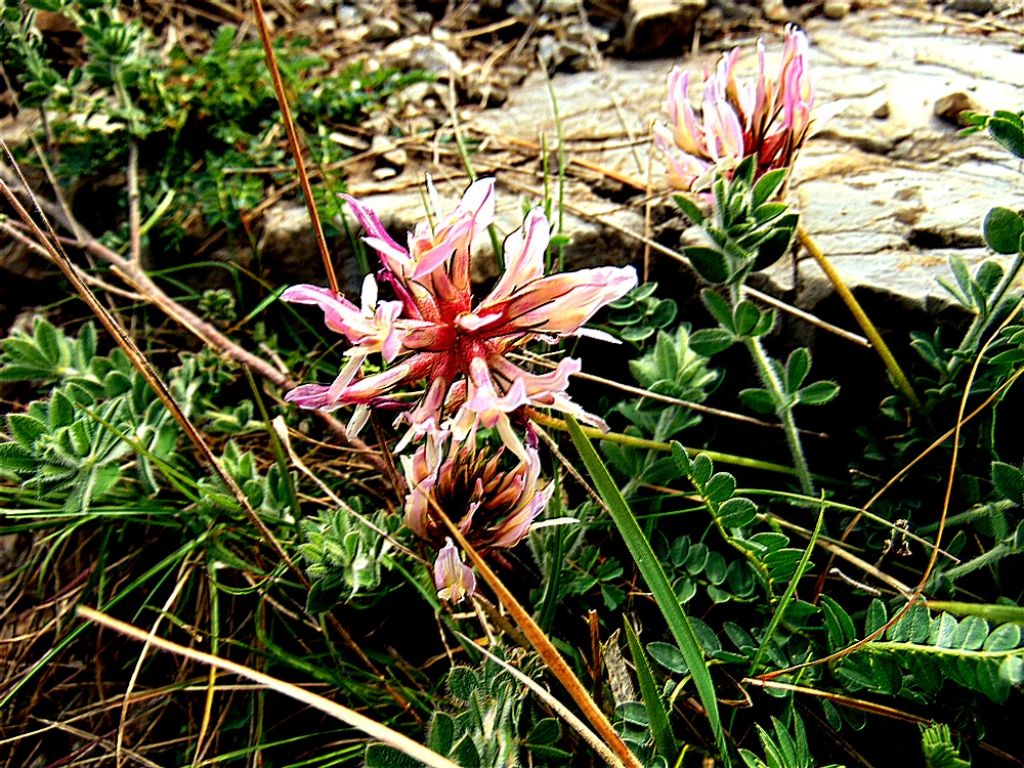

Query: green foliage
920;723;970;768
739;714;843;768
299;502;399;610
366;655;527;768
677;158;798;285
0;320;179;511
1;3;432;252
607;282;679;345
825;600;1024;704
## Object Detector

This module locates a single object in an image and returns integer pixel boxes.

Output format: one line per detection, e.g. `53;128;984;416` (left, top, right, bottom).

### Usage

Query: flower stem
741;333;816;496
797;226;921;409
526;409;810;479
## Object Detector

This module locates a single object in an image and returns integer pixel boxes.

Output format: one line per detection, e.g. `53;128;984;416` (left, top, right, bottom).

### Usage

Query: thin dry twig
78;607;460;768
250;0;339;294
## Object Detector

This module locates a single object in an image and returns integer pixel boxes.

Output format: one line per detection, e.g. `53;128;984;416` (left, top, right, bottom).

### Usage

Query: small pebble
372;167;399;181
366;17;401;42
872;100;891;119
934;92;979;126
823;0;851;19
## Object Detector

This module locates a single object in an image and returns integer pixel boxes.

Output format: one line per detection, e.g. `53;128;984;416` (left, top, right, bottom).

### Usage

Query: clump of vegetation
1;0;430;252
0;6;1022;768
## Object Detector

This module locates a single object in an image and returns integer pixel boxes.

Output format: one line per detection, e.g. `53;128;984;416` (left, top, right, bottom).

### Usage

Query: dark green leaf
797;380;840;406
685;246;730;284
988;116;1024;158
983;207;1024;254
733;301;762;337
717;497;757;528
739;388;776;415
690;328;735;356
673;194;706;226
991;461;1024;505
702;289;735;331
751;169;788;208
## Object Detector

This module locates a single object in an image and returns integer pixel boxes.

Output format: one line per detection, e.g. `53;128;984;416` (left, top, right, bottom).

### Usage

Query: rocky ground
2;0;1022;323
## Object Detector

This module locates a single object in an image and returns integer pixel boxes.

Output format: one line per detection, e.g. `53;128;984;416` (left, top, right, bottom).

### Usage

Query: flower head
403;433;553;553
283;178;637;453
656;25;814;191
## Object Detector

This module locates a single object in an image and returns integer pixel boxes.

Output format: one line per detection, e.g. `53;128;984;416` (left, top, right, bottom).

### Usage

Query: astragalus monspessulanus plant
655;26;834;494
282;176;636;599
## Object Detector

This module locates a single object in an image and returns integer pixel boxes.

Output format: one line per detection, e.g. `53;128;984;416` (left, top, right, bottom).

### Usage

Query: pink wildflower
283;177;637;451
434;537;476;602
403;433;553;552
655;25;815;190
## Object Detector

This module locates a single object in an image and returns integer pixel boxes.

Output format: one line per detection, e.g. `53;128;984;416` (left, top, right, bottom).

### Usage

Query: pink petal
504;265;638;335
344;194;410;273
434;538;476;602
484;208;550;305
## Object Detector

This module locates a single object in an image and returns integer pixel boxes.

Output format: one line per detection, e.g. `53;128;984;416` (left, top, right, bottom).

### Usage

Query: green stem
527;409;804;478
798;226;921;409
952;253;1024;377
741;334;814;495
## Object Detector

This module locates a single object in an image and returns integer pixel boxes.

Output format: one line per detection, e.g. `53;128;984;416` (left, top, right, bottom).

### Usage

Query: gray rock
623;0;706;57
382;35;463;76
467;13;1022;314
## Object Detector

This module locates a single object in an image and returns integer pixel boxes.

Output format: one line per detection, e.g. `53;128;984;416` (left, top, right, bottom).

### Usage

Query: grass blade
623;619;681;764
565;415;729;765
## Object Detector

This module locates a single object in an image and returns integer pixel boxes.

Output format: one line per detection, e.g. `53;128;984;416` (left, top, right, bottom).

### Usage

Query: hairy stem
742;334;815;495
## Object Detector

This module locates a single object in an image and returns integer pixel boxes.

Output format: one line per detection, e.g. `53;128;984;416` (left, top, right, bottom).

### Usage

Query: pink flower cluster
655;25;814;191
284;177;637;601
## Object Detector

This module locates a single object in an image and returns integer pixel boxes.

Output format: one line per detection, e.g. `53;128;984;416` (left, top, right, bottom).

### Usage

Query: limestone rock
623;0;706;57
